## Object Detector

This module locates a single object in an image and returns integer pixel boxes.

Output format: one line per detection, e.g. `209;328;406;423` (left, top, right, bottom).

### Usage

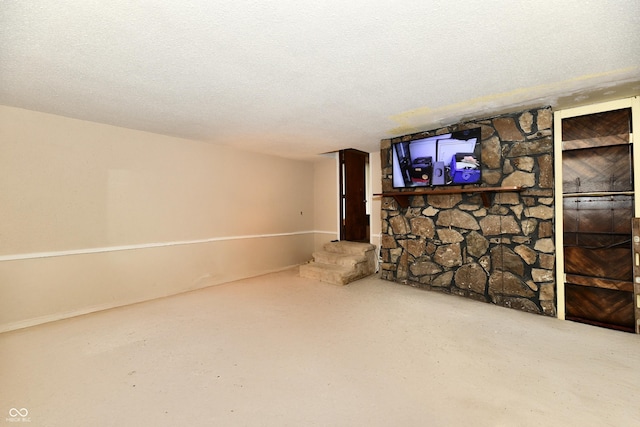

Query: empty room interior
1;1;640;426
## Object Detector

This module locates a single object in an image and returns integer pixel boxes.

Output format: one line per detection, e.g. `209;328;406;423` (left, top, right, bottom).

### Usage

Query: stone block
525;205;554;220
482;170;502;185
427;193;462;209
538;221;553;238
521;218;538;236
481;136;501;169
466;231;489;258
437;228;464;243
432;271;454;288
536;108;553;131
507;137;552;157
390;215;410;234
421;206;439;217
512;156;535;172
514;244;537;265
410;260;442;276
437;209;480;230
410;217;435;238
489;271;535;298
540;283;555;301
538;154;553;188
532;268;554;283
407;239;426;258
538;253;554;270
491;246;525;276
519;111;534;133
494;117;525;141
479;215;521;236
502;170;535;188
434;243;462;268
534;238;555;253
454;263;487;294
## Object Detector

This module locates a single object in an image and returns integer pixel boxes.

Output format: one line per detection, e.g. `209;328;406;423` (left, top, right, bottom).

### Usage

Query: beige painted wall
369;151;382;255
312;155;339;252
0;106;318;331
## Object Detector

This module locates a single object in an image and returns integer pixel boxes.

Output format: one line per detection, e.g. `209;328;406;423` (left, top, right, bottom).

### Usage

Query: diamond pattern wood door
562;108;635;332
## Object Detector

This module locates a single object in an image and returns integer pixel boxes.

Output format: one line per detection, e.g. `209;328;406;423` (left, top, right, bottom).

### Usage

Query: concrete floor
1;267;639;426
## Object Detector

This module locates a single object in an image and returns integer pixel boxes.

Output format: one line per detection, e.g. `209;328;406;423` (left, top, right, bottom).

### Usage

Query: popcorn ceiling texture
379;107;556;316
0;1;638;159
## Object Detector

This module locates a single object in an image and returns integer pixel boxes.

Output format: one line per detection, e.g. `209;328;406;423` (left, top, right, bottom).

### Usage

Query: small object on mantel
373;186;522;208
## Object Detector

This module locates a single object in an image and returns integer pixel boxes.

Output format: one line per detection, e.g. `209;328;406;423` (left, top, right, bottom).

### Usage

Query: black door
340;149;369;242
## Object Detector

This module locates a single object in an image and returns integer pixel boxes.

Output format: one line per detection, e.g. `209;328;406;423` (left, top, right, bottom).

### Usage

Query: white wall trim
553;109;566;320
314;230;339;236
0;230;333;262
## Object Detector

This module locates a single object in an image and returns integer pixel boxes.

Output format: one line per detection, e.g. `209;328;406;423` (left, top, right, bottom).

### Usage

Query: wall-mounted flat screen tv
392;127;482;188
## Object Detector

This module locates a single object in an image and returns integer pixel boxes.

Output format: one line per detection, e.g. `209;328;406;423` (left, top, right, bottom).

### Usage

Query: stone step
323;241;376;256
299;262;363;286
300;241;377;286
312;251;366;267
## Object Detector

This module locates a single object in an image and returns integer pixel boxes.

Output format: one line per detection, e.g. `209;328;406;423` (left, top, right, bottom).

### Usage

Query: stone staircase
299;241;377;285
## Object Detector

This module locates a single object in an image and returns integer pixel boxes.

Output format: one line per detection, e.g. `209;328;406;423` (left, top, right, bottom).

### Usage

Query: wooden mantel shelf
374;186;522;208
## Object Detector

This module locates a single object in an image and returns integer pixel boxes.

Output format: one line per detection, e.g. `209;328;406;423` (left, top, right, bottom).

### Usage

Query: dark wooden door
561;108;635;332
340;149;369;242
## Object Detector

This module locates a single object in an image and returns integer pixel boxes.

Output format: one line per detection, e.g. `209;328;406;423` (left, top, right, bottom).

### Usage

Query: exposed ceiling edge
386;67;640;136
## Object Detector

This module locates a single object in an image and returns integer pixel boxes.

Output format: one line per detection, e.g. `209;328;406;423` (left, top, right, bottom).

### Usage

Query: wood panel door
561;107;635;332
340;149;369;242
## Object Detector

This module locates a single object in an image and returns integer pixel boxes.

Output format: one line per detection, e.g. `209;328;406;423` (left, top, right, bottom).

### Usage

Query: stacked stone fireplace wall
380;107;556;316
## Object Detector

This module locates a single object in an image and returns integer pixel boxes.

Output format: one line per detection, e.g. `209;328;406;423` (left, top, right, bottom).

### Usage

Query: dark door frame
339;148;370;242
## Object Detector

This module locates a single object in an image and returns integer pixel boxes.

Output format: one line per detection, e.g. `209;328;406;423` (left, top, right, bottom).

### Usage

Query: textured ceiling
1;1;639;160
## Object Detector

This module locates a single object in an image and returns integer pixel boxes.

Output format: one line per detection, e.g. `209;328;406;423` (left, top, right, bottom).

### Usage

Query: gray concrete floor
1;268;639;426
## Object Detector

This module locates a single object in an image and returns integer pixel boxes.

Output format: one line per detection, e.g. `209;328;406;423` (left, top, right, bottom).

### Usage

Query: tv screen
392;127;482;188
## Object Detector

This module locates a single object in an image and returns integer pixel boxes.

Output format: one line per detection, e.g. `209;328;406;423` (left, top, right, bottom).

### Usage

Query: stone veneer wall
380;107;556;316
